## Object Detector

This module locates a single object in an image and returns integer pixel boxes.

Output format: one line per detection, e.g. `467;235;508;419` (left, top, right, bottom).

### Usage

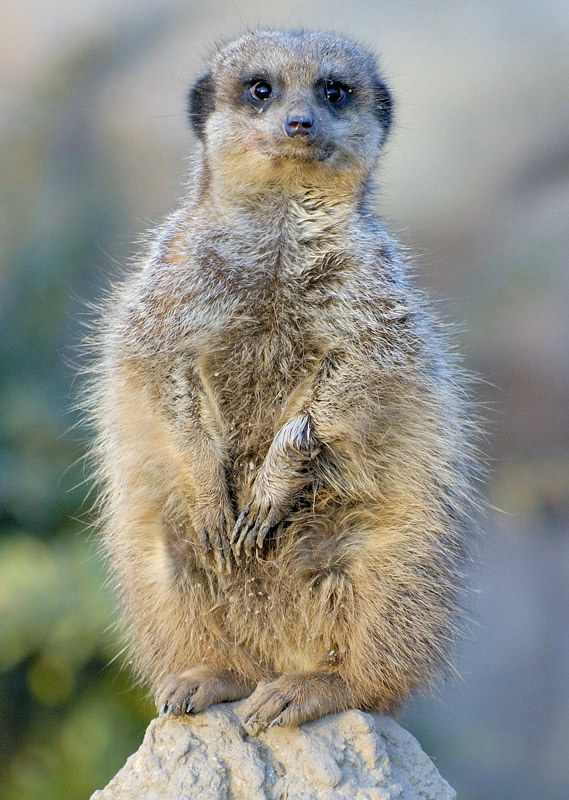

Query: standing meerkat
86;29;478;730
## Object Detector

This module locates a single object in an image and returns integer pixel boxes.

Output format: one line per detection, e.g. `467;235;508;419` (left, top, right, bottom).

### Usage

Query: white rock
91;704;456;800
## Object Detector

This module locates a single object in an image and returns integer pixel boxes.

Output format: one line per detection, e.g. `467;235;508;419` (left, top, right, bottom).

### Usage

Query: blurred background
1;1;568;798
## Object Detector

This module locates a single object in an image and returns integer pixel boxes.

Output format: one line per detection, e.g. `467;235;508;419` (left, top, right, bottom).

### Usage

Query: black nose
285;114;315;137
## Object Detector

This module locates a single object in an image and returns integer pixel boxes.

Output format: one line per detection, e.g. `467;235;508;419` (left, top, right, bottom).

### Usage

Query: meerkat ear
188;72;215;139
374;80;393;139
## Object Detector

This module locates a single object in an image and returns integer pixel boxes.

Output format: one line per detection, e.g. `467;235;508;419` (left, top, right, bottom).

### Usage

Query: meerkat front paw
192;497;235;573
230;414;321;560
157;666;254;717
230;491;283;560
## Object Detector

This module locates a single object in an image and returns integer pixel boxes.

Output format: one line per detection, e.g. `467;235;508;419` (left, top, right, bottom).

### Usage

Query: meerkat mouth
256;141;335;163
241;130;333;163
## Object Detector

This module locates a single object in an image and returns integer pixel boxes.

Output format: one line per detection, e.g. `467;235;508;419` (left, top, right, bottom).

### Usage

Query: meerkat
86;29;478;731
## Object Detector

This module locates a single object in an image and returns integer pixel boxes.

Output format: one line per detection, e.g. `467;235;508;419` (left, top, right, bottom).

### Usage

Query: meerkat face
189;30;392;193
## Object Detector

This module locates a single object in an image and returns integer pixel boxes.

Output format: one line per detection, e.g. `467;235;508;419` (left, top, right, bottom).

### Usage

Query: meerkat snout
284;113;315;137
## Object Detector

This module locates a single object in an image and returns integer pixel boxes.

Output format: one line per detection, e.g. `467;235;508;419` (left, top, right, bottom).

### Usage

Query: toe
241;684;291;729
230;508;249;545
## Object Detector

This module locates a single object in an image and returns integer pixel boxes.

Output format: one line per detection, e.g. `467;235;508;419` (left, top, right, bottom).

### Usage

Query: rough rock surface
91;704;456;800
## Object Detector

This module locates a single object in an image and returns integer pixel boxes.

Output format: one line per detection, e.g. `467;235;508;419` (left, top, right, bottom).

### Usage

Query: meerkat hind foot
157;666;253;717
240;671;352;732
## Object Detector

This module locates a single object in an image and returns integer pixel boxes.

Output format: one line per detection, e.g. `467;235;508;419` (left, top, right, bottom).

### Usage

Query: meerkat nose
284;114;315;137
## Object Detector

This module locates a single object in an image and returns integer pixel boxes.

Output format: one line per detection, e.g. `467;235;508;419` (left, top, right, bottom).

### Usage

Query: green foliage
0;535;154;800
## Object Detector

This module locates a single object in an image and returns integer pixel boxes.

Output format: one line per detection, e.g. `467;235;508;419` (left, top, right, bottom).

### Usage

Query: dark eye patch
373;80;393;136
325;79;353;104
316;77;354;110
242;76;275;109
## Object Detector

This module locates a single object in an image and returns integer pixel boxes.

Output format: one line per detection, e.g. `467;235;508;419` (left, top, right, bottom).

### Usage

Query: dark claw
200;524;232;574
230;507;249;545
184;698;196;714
244;521;260;556
199;529;212;554
222;531;233;569
233;519;255;557
255;509;277;550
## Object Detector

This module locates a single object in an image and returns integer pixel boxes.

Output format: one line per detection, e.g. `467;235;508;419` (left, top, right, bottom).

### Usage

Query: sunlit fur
83;30;480;728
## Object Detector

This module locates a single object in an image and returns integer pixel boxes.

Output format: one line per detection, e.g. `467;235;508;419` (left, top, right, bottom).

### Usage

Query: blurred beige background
1;1;568;799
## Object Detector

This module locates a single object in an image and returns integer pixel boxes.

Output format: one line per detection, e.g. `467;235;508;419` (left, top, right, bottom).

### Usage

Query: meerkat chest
149;224;360;440
195;235;346;386
191;268;330;447
202;305;324;405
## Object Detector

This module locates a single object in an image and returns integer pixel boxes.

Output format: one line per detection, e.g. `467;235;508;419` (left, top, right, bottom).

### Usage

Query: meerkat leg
239;671;352;731
160;358;237;572
184;473;234;573
112;361;235;572
230;413;320;558
156;665;256;717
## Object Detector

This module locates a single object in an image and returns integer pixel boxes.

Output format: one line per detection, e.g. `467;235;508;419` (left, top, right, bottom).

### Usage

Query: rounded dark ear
188;72;215;140
374;80;393;139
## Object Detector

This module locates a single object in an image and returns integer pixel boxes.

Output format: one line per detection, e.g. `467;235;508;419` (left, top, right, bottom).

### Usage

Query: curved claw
232;505;281;559
255;509;278;551
230;507;249;545
233;516;255;558
197;516;233;573
183;698;196;714
243;520;260;557
207;526;221;556
215;527;234;573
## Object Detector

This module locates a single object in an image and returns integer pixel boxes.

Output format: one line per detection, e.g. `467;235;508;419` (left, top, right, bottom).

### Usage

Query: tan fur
84;30;478;730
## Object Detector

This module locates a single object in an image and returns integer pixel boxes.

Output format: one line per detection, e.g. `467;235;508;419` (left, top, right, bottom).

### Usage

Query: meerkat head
188;30;392;195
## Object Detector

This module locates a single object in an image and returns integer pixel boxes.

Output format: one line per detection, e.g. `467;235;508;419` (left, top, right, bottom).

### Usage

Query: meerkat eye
248;80;273;102
324;80;347;104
